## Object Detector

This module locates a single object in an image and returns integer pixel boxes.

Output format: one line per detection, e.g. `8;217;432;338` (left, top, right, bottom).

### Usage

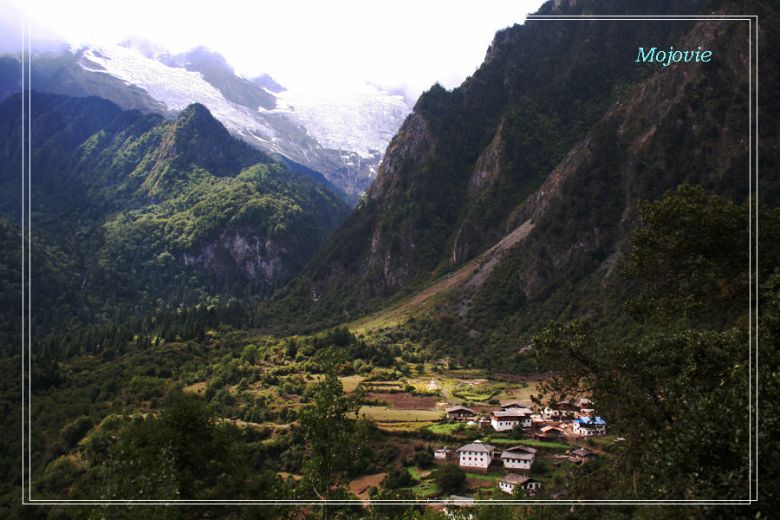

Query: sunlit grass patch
426;422;474;434
376;421;436;432
338;375;365;392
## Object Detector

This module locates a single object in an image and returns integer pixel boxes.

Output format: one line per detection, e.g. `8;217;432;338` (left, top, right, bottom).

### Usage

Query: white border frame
19;13;759;507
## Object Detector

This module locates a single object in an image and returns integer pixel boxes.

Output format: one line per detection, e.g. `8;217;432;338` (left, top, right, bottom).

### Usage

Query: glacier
77;44;411;195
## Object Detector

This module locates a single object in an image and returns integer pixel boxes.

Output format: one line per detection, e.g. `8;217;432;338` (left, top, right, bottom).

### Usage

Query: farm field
375;421;436;432
359;406;444;422
366;392;439;409
185;340;572;503
426;422;475;435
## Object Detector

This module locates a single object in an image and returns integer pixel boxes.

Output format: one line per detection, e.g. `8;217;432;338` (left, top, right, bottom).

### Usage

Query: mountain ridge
0;43;411;198
0;92;350;337
266;0;776;364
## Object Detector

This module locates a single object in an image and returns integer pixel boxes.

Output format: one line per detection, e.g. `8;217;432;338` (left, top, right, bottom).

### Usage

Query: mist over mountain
0;41;412;198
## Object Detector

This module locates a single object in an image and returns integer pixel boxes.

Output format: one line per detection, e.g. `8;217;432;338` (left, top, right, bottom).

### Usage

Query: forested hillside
271;0;778;371
0;93;349;348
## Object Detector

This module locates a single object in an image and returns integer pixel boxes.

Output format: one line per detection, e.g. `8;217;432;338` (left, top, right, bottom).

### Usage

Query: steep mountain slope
1;47;167;113
159;46;278;111
272;0;777;354
0;44;411;197
0;92;349;335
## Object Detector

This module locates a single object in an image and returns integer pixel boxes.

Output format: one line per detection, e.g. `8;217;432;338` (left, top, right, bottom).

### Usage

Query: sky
0;0;545;97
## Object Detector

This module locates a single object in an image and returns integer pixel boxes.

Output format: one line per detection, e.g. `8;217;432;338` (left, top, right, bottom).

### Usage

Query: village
179;342;617;502
431;398;607;498
343;367;615;502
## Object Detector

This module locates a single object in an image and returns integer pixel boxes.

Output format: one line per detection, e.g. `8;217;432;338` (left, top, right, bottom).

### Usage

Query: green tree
433;464;466;496
299;349;369;515
625;184;757;326
368;488;421;519
60;415;94;450
531;185;780;516
383;467;416;490
105;392;280;503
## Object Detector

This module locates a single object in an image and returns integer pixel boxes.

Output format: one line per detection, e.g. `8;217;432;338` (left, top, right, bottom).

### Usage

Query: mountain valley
0;0;778;517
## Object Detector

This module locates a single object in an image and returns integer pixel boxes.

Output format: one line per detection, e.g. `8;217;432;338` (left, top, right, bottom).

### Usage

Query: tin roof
456;441;495;453
501;474;533;485
446;405;475;413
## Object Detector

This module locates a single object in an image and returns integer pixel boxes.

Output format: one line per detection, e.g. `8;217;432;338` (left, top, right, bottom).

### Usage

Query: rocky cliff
272;0;777;342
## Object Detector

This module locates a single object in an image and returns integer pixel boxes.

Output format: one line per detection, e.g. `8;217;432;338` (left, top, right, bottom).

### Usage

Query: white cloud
2;0;543;97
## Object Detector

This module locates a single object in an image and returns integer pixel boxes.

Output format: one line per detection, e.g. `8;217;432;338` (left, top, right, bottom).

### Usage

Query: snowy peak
158;47;277;110
67;43;412;197
274;83;409;159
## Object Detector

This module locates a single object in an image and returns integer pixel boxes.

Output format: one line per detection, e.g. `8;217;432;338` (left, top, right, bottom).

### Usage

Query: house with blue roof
572;416;607;436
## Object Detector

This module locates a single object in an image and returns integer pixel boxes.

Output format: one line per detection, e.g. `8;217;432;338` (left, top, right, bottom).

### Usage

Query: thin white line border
20;13;760;507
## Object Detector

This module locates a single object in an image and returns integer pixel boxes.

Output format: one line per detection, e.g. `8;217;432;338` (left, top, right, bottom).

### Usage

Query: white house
576;398;594;417
434;447;453;461
543;400;579;418
500;445;537;471
498;474;541;495
572;416;607;436
456;441;495;472
491;409;532;431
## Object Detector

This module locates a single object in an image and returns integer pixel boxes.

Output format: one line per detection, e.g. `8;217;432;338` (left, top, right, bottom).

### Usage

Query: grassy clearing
451;380;510;403
404;466;439;498
361;381;406;392
407;466;432;480
338;375;365;392
447;369;486;378
454;392;495;402
515;439;571;450
182;381;207;395
426;422;468;435
359;406;444;422
465;472;502;482
497;382;540;402
376;421;435;432
409;480;438;498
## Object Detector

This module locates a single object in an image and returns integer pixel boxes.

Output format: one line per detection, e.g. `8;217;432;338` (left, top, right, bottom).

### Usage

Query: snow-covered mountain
10;43;412;197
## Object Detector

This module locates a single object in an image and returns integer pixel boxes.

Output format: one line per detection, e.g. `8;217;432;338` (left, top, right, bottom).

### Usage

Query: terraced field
359;406;444;422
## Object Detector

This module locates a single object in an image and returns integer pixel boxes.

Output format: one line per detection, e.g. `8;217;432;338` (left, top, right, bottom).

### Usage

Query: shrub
60;415;94;449
383;467;416;489
434;463;466;495
413;449;434;468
